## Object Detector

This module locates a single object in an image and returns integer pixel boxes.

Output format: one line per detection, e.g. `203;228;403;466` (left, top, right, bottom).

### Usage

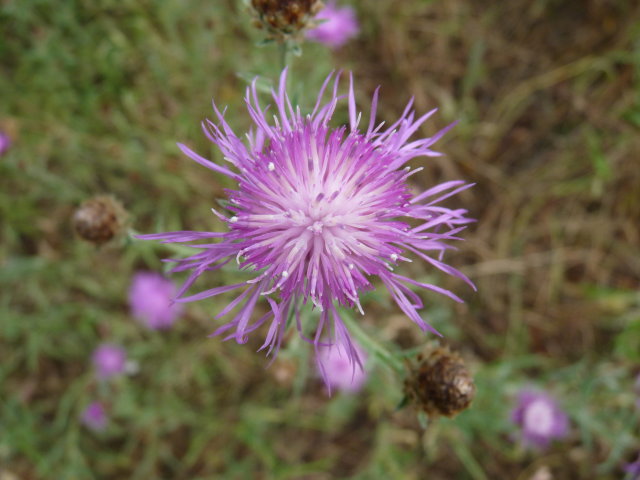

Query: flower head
318;338;367;393
92;344;127;380
81;401;108;431
250;0;325;43
129;271;183;329
0;131;11;156
404;345;475;418
306;1;358;48
626;453;640;479
73;195;127;245
511;390;569;449
140;70;474;382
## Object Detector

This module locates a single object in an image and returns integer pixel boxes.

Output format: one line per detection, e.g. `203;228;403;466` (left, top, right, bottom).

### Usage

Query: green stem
340;309;404;374
450;435;489;480
279;40;290;71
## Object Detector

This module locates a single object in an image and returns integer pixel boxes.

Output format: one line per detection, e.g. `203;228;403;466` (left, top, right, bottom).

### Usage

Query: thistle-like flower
306;1;359;49
318;339;368;393
626;453;640;479
511;390;569;449
140;70;474;382
129;271;183;330
81;401;108;431
92;344;127;380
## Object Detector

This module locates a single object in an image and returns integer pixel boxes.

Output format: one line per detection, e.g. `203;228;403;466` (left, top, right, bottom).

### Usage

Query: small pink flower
81;402;107;431
626;453;640;479
511;390;569;449
129;272;182;329
306;1;359;49
92;344;127;380
318;339;368;393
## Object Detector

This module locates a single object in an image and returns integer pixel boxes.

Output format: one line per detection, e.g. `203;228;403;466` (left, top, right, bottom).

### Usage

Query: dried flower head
81;401;108;431
92;344;127;380
511;390;569;449
404;345;476;417
140;69;474;386
306;1;359;49
73;195;126;245
129;271;183;330
250;0;325;42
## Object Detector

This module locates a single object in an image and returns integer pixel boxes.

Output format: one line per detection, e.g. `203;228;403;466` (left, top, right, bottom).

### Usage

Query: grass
2;0;640;478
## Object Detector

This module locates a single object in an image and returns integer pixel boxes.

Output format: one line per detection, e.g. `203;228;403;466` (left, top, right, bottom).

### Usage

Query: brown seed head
73;195;126;245
250;0;324;42
404;346;476;418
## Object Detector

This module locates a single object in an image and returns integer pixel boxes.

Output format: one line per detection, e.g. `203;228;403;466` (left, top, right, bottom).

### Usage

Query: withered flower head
250;0;324;43
404;345;475;418
73;195;127;245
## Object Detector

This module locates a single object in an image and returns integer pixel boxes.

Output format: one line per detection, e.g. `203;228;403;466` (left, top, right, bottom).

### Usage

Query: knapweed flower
140;69;474;384
318;339;367;393
81;402;107;431
129;271;183;329
306;1;358;48
92;344;127;380
626;453;640;479
0;131;10;156
511;390;569;449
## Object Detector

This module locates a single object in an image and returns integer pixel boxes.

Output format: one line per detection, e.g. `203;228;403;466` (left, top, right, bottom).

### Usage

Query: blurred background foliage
1;0;640;478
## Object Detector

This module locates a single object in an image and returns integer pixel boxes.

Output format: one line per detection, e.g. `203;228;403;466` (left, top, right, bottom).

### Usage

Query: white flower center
523;399;554;436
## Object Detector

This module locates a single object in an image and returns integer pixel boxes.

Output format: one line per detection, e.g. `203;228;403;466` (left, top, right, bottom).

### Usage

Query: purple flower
81;402;107;431
306;1;359;49
139;69;474;382
318;338;367;393
129;271;183;329
511;390;569;449
0;132;10;156
626;454;640;479
92;344;127;380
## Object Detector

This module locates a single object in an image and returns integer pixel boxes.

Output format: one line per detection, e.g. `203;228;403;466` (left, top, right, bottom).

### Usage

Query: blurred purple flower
0;132;10;156
139;69;474;384
129;271;183;329
626;454;640;479
306;1;359;49
81;402;107;431
92;344;127;380
318;338;367;393
511;390;569;449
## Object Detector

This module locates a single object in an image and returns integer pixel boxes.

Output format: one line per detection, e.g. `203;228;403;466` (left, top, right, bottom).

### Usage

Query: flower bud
73;195;126;245
404;345;475;418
